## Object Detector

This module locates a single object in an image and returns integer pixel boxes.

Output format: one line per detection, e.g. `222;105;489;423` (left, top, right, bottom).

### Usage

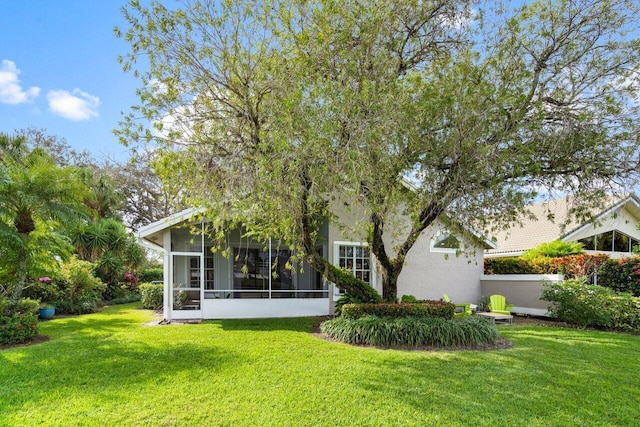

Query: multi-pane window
338;244;371;284
578;230;639;253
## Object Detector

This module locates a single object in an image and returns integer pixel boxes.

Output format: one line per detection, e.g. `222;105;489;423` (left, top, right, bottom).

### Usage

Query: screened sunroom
137;209;331;320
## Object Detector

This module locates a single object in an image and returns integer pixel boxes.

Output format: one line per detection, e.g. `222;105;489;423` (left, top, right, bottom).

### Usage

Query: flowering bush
485;254;609;280
51;257;105;314
542;279;640;330
597;257;640;296
0;297;39;344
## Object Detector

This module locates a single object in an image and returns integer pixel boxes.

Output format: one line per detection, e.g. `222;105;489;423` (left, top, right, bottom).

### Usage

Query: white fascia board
136;207;206;239
562;195;640;242
136;236;165;253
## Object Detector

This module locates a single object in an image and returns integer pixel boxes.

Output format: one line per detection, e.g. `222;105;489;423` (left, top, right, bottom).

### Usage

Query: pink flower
39;277;51;282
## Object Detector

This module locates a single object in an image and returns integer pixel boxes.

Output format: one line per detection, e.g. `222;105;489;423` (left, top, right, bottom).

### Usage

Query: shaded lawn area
1;304;639;426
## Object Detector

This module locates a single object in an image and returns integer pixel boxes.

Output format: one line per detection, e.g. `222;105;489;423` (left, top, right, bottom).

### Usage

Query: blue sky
0;0;145;162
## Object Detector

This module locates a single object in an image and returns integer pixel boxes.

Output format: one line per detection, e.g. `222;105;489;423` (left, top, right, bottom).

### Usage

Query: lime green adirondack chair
442;294;472;318
488;294;513;315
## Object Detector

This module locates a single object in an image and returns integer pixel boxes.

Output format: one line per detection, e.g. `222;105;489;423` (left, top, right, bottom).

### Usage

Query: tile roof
486;193;640;255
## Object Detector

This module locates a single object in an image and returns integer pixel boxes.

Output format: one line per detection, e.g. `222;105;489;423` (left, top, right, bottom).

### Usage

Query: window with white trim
578;230;639;253
333;242;373;297
430;231;461;253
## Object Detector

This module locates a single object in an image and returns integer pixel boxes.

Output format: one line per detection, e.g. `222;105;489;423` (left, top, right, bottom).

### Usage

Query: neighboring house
137;202;496;320
486;193;640;259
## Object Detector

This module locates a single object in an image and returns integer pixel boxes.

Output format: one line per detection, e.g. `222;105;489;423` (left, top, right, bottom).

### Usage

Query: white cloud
47;88;100;121
0;60;40;104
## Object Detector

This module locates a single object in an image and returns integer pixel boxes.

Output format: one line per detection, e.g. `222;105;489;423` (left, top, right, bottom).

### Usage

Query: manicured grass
1;304;639;426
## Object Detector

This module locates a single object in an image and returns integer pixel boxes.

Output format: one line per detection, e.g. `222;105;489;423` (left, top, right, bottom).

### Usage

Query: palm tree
0;133;88;311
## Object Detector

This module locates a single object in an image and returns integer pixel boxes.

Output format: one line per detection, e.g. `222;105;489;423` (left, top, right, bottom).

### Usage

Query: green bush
484;258;539;274
400;294;418;303
104;283;134;301
51;297;102;315
108;294;142;305
58;257;106;310
0;313;39;344
597;257;640;296
521;240;584;259
341;301;454;320
138;267;163;283
485;254;608;280
334;292;363;315
320;315;500;347
541;279;640;330
140;283;163;310
0;298;39;344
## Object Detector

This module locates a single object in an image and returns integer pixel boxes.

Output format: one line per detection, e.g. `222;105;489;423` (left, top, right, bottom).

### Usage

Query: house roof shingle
486;193;640;256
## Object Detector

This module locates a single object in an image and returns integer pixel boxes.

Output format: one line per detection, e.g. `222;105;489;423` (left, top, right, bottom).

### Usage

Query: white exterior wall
328;198;485;304
396;227;484;304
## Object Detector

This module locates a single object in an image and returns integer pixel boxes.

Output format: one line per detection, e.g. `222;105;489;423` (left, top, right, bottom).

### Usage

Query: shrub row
541;279;640;331
597;257;640;296
51;297;103;315
320;315;500;347
140;283;163;310
108;294;142;305
138;267;163;283
341;301;454;320
484;254;609;279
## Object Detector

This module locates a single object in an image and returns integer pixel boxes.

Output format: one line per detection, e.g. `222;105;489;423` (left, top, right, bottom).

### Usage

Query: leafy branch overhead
117;0;640;301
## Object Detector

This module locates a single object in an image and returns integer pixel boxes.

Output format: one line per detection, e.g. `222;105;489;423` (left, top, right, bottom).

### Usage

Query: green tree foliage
70;218;144;296
521;240;585;260
117;0;640;301
0;134;89;313
103;150;186;232
55;256;106;309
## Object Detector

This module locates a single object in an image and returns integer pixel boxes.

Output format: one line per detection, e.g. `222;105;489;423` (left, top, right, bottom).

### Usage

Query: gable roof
486;193;640;256
136;207;205;249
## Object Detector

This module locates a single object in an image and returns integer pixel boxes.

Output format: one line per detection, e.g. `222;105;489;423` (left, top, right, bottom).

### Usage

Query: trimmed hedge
138;267;163;283
484;254;608;279
542;279;640;331
598;257;640;296
140;283;163;310
108;294;142;305
341;301;454;320
320;315;500;347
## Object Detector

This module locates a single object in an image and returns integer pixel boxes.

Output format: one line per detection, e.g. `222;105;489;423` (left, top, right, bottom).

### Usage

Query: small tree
0;134;88;313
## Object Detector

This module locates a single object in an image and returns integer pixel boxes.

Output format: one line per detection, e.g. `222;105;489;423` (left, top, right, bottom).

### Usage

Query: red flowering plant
123;271;139;293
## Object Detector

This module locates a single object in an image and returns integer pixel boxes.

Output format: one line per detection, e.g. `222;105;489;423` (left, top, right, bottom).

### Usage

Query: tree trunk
7;244;28;315
298;170;382;303
369;199;446;302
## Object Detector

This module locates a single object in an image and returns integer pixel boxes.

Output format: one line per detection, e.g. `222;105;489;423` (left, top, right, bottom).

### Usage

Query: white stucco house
485;193;640;259
136;203;496;321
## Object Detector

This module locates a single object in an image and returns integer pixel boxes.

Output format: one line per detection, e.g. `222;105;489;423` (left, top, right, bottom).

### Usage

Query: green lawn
1;304;639;426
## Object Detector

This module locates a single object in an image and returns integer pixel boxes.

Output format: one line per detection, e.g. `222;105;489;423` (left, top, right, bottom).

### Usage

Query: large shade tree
117;0;640;301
